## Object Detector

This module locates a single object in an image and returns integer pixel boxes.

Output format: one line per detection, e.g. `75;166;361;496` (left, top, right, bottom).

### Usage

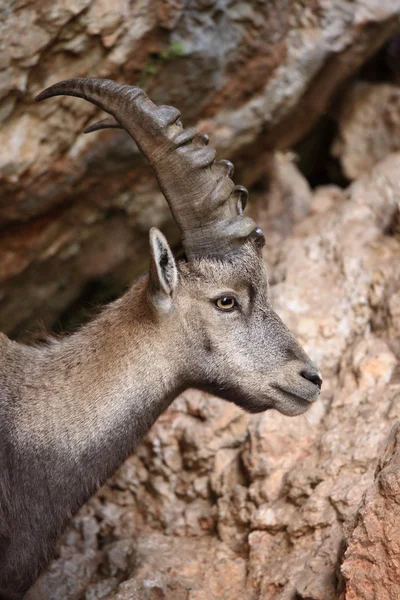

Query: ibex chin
0;79;322;598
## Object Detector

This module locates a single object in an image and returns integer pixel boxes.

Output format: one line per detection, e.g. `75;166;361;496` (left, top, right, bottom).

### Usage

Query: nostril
300;369;322;389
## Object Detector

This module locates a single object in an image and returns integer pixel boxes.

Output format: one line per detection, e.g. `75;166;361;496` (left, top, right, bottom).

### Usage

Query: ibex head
36;79;322;416
146;233;321;416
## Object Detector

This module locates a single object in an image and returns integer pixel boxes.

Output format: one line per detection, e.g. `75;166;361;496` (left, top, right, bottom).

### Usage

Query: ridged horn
36;78;264;258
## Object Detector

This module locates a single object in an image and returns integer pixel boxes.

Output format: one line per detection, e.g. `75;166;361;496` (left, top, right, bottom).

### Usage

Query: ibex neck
11;280;183;529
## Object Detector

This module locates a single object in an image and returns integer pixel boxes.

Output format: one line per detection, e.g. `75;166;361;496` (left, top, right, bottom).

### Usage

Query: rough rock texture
332;82;400;179
26;150;400;599
341;422;400;600
1;0;399;339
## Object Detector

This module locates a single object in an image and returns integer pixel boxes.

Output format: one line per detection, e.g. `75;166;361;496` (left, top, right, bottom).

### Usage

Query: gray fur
0;235;321;598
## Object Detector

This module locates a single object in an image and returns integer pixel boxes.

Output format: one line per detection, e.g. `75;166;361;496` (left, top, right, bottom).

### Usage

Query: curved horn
36;78;264;258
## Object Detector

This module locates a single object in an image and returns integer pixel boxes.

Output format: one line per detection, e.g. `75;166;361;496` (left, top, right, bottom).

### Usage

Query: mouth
237;387;313;415
271;384;316;416
272;385;313;404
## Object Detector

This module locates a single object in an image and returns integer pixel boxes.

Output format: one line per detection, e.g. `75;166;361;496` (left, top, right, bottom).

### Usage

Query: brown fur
0;236;321;598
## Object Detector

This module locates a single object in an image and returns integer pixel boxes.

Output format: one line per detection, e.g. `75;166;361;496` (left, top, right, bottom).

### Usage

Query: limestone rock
340;422;400;600
112;534;248;600
332;82;400;179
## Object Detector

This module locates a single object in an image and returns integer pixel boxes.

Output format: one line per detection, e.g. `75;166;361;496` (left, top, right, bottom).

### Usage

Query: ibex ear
148;227;178;312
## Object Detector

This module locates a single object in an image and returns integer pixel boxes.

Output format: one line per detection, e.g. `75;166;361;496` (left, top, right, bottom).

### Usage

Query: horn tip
83;123;99;134
83;117;122;134
35;90;49;102
35;82;67;103
35;78;89;103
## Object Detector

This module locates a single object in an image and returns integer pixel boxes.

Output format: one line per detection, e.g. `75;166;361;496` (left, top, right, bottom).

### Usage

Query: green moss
145;64;158;75
159;41;186;60
140;40;186;88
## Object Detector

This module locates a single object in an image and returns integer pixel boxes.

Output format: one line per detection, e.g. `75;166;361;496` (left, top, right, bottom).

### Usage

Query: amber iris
215;296;237;311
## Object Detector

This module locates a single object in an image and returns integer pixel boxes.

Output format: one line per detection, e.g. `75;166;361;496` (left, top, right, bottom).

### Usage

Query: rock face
332;82;400;179
341;422;400;600
2;2;400;599
1;0;399;338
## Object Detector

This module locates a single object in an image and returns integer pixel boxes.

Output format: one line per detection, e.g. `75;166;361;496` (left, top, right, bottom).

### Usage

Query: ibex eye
215;296;237;311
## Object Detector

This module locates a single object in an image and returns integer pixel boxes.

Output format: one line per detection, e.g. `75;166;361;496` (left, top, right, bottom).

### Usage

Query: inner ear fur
148;228;178;304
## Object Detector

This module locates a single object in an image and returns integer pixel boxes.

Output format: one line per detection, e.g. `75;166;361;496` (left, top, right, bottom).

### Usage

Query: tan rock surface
333;83;400;179
341;422;400;600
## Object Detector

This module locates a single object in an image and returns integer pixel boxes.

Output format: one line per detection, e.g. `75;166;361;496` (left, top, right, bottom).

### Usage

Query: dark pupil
221;297;232;306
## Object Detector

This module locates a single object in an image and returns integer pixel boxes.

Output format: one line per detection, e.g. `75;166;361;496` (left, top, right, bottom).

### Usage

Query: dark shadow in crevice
293;114;350;189
292;29;400;190
359;30;400;84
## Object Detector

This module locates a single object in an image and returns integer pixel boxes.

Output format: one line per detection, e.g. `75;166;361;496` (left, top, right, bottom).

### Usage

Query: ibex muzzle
0;79;321;597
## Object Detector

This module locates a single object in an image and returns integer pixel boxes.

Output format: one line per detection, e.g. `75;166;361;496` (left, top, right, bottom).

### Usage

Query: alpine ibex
0;79;322;598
